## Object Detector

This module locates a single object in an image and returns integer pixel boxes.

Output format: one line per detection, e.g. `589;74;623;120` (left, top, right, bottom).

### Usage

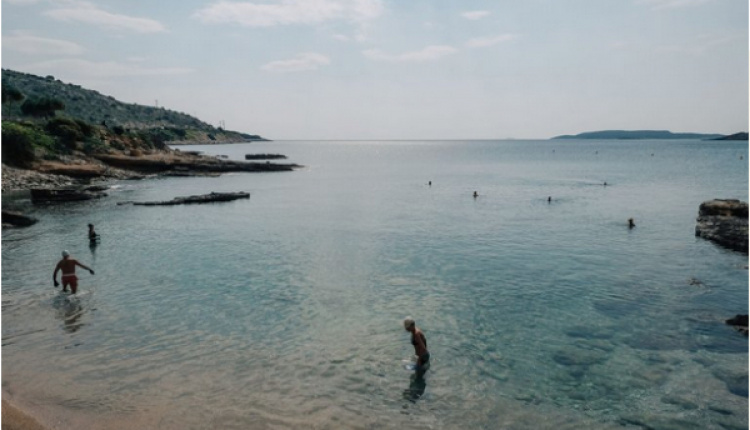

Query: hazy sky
2;0;748;139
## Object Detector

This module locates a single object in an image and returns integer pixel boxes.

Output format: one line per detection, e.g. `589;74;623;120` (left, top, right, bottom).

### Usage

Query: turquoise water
2;140;748;429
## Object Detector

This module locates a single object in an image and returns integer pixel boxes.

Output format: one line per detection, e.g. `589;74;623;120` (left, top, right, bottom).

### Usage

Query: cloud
461;10;490;20
363;45;458;62
44;1;167;33
260;52;330;72
636;0;715;10
19;59;193;78
4;33;85;55
465;34;518;49
656;33;742;55
194;0;384;27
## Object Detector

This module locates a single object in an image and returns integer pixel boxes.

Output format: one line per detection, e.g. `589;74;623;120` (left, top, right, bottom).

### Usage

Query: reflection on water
52;294;86;333
403;371;427;403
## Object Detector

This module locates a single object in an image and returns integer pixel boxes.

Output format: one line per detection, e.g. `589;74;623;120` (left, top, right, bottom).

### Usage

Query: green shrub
82;136;106;153
20;96;65;118
46;117;84;147
2;121;55;166
74;119;94;137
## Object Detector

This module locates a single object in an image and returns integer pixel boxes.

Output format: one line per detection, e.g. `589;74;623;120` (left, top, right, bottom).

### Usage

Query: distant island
712;132;749;141
551;130;742;140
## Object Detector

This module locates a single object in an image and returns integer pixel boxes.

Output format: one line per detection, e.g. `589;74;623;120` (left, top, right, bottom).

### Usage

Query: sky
1;0;748;140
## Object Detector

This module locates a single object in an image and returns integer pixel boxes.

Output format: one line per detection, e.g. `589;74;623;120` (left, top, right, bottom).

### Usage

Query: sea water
2;140;747;429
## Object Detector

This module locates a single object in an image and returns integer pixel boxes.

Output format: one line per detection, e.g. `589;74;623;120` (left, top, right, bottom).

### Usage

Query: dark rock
1;210;38;227
695;200;748;253
245;153;287;160
725;314;748;336
725;314;748;327
130;191;250;206
31;187;107;203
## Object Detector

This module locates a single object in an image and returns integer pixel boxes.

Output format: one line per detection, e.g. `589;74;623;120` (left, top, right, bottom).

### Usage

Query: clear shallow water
2;140;747;429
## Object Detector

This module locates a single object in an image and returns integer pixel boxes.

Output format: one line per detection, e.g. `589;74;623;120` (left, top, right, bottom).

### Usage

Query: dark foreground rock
726;314;748;336
2;210;38;227
695;199;748;253
31;186;108;203
123;191;250;206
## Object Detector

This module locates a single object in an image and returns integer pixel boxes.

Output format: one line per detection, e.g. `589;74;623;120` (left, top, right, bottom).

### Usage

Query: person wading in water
53;250;94;294
404;317;430;374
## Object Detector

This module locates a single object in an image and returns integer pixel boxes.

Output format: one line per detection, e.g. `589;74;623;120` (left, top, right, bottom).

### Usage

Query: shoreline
2;397;48;430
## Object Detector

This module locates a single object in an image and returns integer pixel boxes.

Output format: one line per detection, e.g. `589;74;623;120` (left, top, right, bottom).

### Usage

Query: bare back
56;258;79;275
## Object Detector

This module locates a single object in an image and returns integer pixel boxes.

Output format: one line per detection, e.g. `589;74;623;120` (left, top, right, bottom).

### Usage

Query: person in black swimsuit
404;317;430;373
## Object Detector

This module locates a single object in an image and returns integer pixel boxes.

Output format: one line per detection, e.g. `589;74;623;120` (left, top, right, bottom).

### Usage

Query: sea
2;139;748;429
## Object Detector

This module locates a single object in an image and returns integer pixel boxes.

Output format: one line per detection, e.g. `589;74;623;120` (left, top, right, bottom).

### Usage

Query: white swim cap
403;317;415;329
62;250;70;257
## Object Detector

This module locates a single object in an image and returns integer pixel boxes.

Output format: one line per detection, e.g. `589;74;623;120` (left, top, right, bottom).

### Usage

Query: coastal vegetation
1;69;266;168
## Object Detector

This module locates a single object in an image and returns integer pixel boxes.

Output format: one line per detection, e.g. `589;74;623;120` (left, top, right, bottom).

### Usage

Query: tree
2;84;25;115
20;97;65;118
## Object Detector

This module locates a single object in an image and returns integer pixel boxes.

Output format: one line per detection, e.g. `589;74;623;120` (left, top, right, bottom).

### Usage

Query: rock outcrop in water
245;154;287;160
695;199;748;253
121;191;250;206
1;210;38;227
725;314;748;336
30;185;108;203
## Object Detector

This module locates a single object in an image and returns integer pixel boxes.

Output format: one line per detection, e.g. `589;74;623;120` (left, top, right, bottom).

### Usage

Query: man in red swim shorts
53;250;94;294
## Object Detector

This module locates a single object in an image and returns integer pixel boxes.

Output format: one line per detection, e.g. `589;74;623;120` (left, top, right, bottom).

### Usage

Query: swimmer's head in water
62;250;70;258
403;317;415;330
88;223;94;228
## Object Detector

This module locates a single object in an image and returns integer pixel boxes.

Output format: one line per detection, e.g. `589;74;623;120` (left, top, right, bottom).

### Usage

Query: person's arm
75;260;95;275
53;263;60;286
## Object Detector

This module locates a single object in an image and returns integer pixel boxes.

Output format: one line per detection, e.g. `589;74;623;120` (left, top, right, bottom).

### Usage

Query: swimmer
88;223;100;242
53;250;94;294
404;317;430;374
473;191;478;198
628;218;635;229
548;196;552;203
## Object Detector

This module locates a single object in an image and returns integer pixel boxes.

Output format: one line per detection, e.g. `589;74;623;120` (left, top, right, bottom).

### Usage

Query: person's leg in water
62;275;78;294
415;352;430;375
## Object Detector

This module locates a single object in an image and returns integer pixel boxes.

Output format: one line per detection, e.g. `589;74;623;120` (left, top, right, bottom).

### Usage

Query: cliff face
695;199;748;253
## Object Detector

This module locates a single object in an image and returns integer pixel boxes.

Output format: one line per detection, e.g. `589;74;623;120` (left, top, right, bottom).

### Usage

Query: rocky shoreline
2;163;142;193
695;199;748;253
2;149;300;193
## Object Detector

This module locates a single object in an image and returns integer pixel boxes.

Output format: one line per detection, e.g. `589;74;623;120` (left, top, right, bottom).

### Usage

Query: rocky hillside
1;69;266;142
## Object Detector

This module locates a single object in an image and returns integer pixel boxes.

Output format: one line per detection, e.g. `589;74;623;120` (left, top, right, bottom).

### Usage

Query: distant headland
551;130;747;140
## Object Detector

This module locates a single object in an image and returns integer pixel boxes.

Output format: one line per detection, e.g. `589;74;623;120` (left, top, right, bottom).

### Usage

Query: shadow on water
52;293;86;333
402;367;429;403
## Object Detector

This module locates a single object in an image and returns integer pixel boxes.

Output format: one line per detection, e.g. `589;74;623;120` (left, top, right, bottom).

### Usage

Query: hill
1;69;266;143
712;132;749;141
552;130;725;140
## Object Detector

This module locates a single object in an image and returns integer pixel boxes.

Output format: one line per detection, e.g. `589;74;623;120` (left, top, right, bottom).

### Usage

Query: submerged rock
695;199;748;253
1;210;38;227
